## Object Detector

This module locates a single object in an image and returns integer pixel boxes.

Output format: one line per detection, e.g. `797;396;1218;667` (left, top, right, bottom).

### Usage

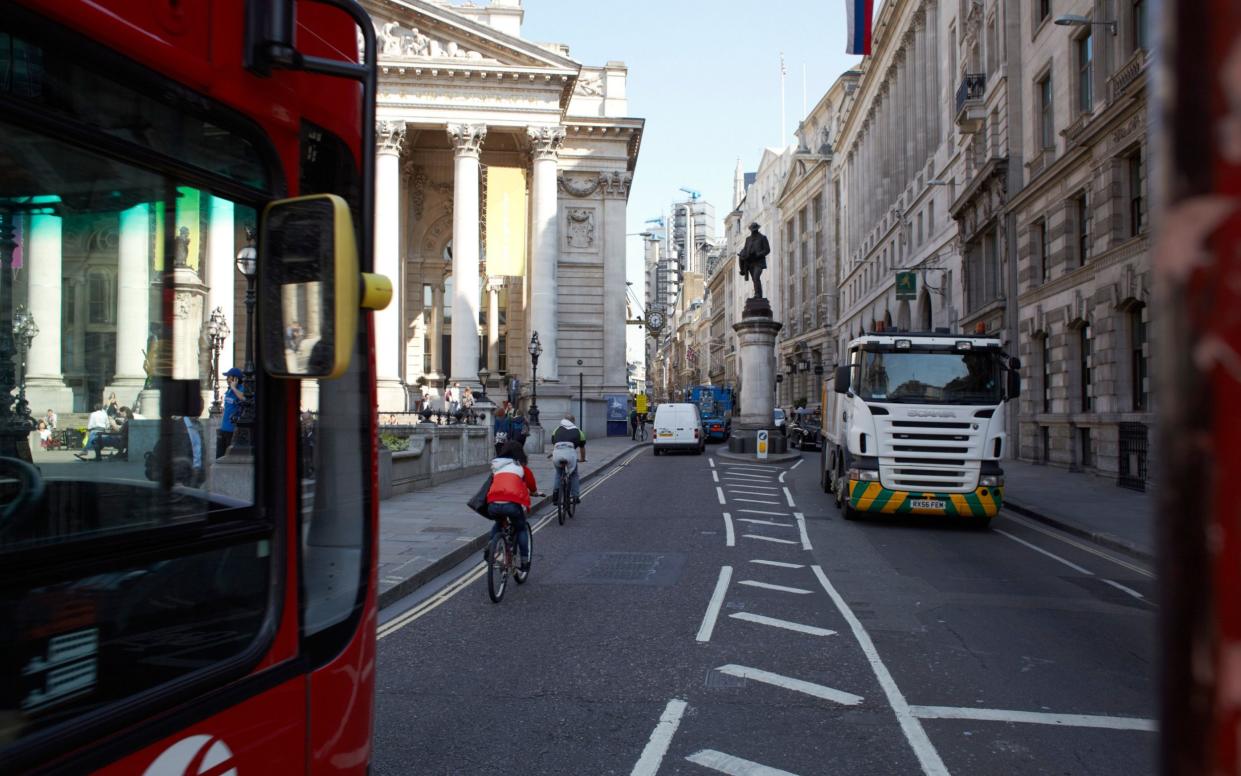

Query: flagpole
779;52;786;145
802;63;807;118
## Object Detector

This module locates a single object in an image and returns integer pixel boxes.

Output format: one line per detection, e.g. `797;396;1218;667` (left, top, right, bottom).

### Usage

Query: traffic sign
756;429;769;460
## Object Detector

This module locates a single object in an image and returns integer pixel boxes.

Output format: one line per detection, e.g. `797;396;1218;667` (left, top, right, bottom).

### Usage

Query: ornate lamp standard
476;367;490;401
229;227;257;455
12;305;38;402
527;332;542;427
0;211;35;461
206;306;230;417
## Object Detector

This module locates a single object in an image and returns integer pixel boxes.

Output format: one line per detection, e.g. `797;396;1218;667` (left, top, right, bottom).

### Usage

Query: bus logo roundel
143;735;237;776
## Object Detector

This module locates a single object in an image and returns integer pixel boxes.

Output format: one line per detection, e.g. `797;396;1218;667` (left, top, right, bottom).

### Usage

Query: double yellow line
377;446;646;640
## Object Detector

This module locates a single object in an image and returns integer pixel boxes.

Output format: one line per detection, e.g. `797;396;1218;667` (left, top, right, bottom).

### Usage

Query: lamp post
206;306;230;417
476;367;490;401
229;227;258;456
0;211;34;462
528;332;542;426
12;305;37;401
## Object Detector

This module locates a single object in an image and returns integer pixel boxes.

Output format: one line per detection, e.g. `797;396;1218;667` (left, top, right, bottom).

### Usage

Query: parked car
773;407;787;435
788;414;822;451
653;403;705;455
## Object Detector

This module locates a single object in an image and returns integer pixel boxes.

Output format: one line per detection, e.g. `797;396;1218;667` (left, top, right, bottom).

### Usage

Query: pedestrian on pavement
638;411;648;441
217;367;244;458
485;440;537;572
629;407;638;440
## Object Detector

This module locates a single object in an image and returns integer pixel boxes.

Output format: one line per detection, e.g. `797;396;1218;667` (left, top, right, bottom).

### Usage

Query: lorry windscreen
857;349;1002;404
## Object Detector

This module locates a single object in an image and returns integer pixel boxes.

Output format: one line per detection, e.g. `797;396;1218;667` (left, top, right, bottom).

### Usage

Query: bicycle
486;510;532;603
555;460;576;525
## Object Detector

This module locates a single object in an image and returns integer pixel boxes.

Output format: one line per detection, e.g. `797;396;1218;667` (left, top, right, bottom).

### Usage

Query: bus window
0;98;269;764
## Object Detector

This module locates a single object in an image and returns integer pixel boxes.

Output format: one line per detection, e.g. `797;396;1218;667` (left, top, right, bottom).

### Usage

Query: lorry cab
821;332;1020;528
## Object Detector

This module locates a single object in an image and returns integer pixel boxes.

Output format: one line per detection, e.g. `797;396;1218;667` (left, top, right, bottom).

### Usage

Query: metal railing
955;73;987;115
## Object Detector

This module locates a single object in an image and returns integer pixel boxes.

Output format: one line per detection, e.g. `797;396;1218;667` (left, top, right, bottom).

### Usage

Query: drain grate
545;551;687;587
587;553;664;582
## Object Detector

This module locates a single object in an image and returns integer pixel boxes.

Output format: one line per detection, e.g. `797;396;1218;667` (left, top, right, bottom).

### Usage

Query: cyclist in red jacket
485;440;537;571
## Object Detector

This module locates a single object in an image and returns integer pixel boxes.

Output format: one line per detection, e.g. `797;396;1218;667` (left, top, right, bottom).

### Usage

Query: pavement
1001;459;1155;561
377;433;650;606
377;443;1156;608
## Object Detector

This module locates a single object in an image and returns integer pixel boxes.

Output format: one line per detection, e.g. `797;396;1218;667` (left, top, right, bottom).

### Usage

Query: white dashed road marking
723;512;735;547
738;580;813;594
738;508;793;517
696;566;733;643
734;498;782;505
685;749;800;776
736;517;791;527
750;559;804;569
712;470;719;483
794;512;811;550
742;534;799;545
716;486;727;505
790;458;804;470
729;612;837;637
908;705;1157;732
782;487;796;507
715;664;863;705
631;699;689;776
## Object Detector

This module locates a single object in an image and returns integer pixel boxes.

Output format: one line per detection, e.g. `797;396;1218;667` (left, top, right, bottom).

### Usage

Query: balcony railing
955;73;987;134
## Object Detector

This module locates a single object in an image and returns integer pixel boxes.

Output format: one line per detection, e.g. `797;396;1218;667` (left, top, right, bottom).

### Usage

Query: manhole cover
545;551;687;587
588;553;665;582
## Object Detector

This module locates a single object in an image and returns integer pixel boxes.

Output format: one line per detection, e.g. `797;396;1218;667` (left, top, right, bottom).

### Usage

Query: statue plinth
742;296;773;319
728;306;786;455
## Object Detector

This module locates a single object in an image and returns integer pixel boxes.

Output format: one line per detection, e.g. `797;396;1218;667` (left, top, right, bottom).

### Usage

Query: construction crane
679;187;701;201
644;216;665;228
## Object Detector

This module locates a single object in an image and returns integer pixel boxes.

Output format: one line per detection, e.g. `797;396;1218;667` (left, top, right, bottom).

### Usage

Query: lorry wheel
966;515;992;530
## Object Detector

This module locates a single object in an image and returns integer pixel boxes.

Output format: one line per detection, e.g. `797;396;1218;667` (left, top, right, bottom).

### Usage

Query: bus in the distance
1;1;389;772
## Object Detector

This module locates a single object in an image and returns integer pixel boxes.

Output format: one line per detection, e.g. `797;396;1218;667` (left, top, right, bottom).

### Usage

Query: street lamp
528;332;542;426
12;305;37;400
1054;14;1117;35
229;227;258;456
476;367;490;401
206;306;230;417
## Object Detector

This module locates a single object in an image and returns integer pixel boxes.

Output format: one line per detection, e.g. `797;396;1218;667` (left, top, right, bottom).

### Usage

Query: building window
498;334;507;374
423;336;432;374
1039;0;1051;23
1131;305;1148;410
1080;427;1093;468
917;212;924;245
1038;73;1055;149
1133;0;1148;51
928;200;935;232
1041;426;1051;463
1041;334;1053;413
1077;32;1093;114
1074;191;1090;266
1078;324;1092;412
1128;148;1146;236
1035;218;1050;283
986;16;999;76
87;271;114;325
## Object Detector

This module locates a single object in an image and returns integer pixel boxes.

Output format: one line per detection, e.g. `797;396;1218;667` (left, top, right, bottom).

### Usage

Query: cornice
1016;235;1151;307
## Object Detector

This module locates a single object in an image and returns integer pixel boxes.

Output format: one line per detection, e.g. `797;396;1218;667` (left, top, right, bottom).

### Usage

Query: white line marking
794;512;811;550
712;470;719;483
783;487;796;507
812;566;949;776
696;567;732;642
709;458;716;468
719;463;773;471
1102;578;1146;600
725;483;780;490
723;512;735;547
685;749;800;776
739;508;793;516
737;517;792;527
997;529;1092;575
716;486;727;505
716;664;863;705
750;559;805;569
728;490;782;497
790;459;804;470
734;498;782;505
742;534;799;545
724;472;776;481
738;579;812;594
909;705;1157;732
631;699;689;776
1005;512;1154;578
729;612;837;637
779;471;787;483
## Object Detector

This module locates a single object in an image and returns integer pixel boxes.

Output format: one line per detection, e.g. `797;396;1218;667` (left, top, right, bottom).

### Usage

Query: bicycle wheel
567;483;576;519
514;523;532;584
557;478;567;525
486;534;508;603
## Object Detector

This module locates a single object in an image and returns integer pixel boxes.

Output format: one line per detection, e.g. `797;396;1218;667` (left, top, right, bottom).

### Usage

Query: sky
519;0;865;365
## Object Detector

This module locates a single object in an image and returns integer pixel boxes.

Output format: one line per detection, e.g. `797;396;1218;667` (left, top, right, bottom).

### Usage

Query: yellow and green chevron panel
848;480;1002;518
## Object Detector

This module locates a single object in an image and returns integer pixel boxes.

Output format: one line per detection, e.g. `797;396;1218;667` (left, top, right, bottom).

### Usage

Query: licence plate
658;431;673;437
910;499;946;510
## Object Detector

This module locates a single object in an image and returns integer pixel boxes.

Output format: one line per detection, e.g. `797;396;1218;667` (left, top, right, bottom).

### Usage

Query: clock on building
646;311;666;333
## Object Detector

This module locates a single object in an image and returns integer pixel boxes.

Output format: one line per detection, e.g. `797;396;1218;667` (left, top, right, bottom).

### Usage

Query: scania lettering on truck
820;332;1021;529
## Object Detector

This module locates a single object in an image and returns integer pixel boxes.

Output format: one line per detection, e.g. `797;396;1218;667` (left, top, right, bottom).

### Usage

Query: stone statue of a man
737;222;770;299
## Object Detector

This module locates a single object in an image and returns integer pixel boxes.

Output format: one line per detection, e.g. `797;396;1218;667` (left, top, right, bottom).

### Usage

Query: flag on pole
846;0;874;56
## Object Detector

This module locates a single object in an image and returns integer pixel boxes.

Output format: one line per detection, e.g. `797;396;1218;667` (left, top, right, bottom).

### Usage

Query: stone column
428;281;443;378
104;203;153;409
728;311;784;453
527;126;565;382
448;123;486;387
374;121;406;410
602;172;632;392
486;278;500;372
24;212;74;412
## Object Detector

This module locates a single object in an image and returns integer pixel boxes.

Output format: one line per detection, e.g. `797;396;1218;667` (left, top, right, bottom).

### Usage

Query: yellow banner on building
485;166;527;277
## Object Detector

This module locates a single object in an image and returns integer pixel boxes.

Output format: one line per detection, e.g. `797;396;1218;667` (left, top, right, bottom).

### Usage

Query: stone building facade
363;0;642;435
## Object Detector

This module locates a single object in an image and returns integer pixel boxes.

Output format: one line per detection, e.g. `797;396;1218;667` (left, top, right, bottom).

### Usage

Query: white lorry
819;331;1021;529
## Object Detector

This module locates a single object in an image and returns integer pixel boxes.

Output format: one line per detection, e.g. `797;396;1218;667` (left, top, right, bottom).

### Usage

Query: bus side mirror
259;194;391;380
834;365;851;394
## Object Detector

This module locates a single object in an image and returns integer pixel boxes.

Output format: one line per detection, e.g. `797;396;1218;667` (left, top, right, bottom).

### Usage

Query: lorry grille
877;415;985;493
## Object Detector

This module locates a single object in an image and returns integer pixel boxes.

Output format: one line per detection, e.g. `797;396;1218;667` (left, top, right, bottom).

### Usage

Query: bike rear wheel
556;482;567;525
514;523;532;584
486;534;509;602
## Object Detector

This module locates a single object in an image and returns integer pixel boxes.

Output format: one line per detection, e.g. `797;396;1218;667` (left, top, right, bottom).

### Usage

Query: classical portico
363;0;643;435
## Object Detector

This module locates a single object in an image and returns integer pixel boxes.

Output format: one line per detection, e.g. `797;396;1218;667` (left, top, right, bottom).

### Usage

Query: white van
652;403;704;455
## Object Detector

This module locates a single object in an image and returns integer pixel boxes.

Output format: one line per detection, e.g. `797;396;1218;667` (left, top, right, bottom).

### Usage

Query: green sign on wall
895;271;917;301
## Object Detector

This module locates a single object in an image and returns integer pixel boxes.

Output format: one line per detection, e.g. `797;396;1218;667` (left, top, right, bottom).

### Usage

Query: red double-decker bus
1;1;387;772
